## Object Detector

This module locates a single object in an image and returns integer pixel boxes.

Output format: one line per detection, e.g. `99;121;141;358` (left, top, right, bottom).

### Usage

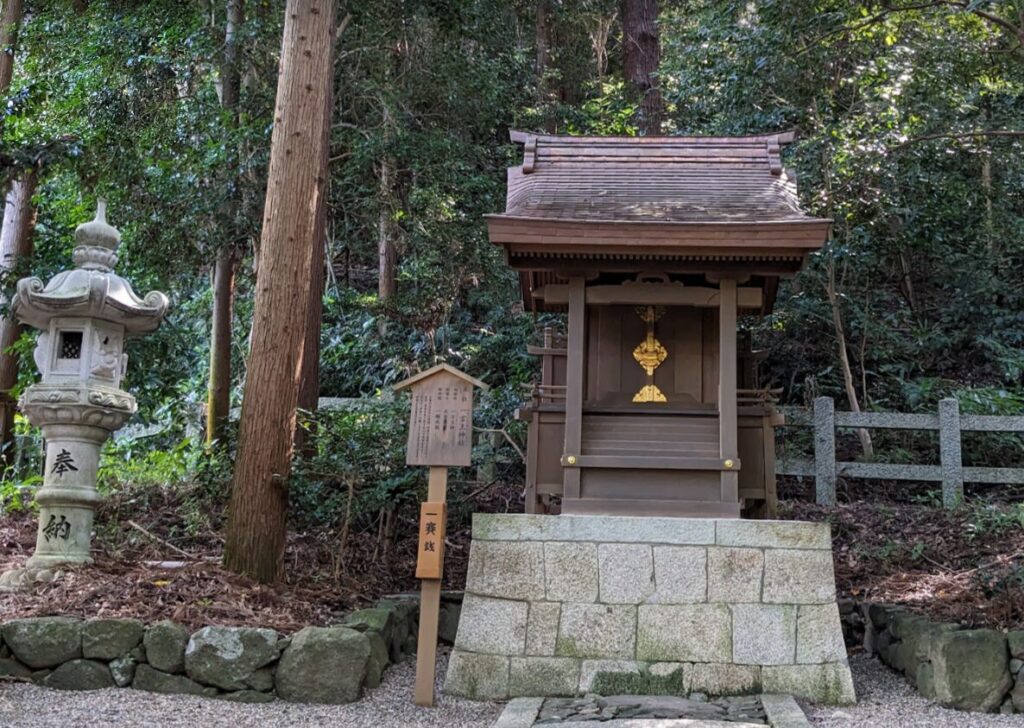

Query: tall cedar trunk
535;0;555;132
620;0;662;135
0;0;24;94
206;0;245;445
223;0;336;583
0;170;36;470
296;50;334;453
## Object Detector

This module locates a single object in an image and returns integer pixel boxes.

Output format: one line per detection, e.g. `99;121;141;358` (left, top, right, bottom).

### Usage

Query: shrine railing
776;396;1024;508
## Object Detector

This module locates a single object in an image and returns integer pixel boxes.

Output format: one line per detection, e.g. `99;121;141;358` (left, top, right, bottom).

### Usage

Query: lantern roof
12;201;170;334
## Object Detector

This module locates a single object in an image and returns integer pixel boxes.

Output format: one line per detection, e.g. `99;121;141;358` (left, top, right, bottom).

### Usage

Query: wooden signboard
404;367;475;467
394;364;487;708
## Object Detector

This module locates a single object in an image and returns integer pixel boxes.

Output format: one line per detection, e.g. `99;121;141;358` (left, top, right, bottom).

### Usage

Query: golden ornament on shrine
632;305;668;403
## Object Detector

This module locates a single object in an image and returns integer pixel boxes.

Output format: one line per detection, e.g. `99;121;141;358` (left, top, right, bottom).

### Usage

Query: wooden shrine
489;131;830;519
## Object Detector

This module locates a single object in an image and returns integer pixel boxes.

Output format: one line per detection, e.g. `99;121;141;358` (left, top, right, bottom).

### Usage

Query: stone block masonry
445;514;854;705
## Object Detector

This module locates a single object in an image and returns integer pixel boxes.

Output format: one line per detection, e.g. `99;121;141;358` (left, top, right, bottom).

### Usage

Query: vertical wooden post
938;398;963;508
562;276;586;501
718;279;739;503
813;397;836;505
414;465;448;707
761;415;779;518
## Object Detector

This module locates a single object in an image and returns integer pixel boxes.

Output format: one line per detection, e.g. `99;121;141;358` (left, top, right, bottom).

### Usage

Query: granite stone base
444;514;854;705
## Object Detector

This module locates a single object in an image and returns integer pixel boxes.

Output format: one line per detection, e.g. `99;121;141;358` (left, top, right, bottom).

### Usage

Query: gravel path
805;654;1024;727
2;652;1022;727
0;650;501;728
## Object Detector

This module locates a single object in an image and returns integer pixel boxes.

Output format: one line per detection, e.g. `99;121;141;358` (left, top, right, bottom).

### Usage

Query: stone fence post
938;398;964;508
813;397;836;506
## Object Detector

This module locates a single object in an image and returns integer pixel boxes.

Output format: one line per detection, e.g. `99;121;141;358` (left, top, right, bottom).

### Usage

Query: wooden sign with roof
393;363;487;707
492;131;830;519
395;363;488;467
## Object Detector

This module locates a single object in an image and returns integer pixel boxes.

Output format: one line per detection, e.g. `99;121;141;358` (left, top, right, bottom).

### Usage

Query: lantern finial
73;198;121;270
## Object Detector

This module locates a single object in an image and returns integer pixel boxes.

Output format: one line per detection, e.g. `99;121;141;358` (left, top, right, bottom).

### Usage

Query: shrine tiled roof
495;131;825;225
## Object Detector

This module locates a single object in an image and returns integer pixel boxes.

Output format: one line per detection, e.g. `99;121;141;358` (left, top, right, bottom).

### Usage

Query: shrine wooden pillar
719;279;739;503
562;276;586;500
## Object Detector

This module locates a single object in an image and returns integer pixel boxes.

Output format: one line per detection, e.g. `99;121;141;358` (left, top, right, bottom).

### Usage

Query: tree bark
826;260;874;460
296;47;335;453
0;1;30;469
206;0;244;446
377;104;397;308
620;0;662;135
206;246;237;444
223;0;336;584
0;169;36;470
535;0;556;132
0;0;24;95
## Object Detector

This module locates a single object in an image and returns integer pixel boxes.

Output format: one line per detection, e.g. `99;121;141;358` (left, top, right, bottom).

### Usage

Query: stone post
5;201;168;575
813;397;836;506
938;398;964;508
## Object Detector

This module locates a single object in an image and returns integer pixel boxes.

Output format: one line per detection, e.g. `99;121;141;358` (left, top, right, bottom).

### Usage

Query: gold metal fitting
723;459;735;469
565;455;577;466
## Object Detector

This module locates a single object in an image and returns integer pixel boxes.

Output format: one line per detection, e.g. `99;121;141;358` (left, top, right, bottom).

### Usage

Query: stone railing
0;594;462;703
445;514;854;705
777;397;1024;508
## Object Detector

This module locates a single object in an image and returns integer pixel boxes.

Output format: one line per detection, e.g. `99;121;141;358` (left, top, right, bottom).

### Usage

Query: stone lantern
12;200;169;570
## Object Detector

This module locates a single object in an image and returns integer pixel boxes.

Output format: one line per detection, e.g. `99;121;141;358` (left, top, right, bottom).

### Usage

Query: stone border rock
0;593;462;705
841;600;1022;714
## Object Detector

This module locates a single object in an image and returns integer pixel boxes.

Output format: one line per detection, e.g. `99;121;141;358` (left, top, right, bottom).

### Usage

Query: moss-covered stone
1;617;82;669
184;626;282;691
109;655;137;687
645;662;687;696
444;650;509;700
688;663;761;697
1008;632;1024;661
81;619;144;661
762;663;855;705
636;604;730;663
364;630;389;689
578;659;645;694
275;626;370;704
0;657;32;679
509;657;579;697
143;621;188;674
132;664;205;695
931;629;1012;712
43;659;114;691
218;689;276;703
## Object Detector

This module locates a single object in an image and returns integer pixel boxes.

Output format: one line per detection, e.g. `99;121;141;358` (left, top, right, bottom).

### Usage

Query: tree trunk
0;0;24;95
826;260;874;460
205;0;244;446
223;0;336;584
535;0;556;132
0;169;36;470
296;46;335;453
377;103;397;308
0;0;29;468
619;0;662;135
206;246;237;444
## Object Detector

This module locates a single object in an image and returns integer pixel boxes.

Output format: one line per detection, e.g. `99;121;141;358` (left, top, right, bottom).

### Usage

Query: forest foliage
1;0;1023;564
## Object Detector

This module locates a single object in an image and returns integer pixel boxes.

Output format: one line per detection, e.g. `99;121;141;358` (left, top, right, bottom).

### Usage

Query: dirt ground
3;481;1022;631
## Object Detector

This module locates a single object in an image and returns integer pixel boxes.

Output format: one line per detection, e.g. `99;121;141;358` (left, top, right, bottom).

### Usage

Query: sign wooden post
394;364;487;707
